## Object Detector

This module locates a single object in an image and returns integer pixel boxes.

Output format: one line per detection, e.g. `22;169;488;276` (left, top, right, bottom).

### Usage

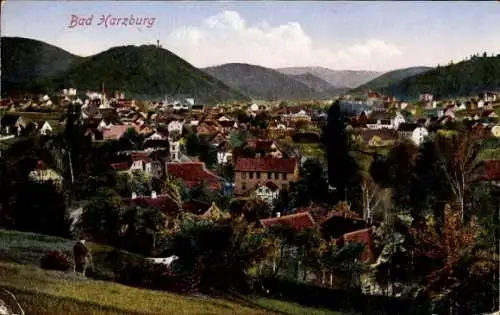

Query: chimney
131;192;137;199
276;212;281;218
151;191;157;199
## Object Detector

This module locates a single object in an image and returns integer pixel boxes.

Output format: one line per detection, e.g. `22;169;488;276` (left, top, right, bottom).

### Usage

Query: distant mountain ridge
350;66;433;93
277;67;382;89
290;73;346;93
203;63;343;100
1;37;250;104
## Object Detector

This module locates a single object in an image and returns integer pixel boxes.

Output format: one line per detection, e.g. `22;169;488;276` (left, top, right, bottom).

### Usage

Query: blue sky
2;1;500;71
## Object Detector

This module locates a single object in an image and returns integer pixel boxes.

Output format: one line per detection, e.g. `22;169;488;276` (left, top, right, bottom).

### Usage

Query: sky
2;1;500;71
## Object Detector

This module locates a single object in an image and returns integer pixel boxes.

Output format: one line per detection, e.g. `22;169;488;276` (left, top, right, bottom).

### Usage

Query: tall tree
78;188;123;245
289;158;329;208
322;101;362;203
433;133;482;220
120;205;166;255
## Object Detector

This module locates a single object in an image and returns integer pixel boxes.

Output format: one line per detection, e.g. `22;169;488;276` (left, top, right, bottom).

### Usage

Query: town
2;2;500;315
1;83;500;314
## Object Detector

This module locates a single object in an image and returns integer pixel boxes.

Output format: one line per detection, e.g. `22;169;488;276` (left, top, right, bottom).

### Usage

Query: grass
0;229;351;315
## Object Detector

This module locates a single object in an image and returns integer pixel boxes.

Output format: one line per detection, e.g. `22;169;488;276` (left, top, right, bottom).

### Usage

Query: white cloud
165;10;403;70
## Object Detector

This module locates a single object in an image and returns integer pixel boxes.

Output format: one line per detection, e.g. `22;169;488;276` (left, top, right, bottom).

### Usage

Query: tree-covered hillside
2;37;250;104
382;54;500;99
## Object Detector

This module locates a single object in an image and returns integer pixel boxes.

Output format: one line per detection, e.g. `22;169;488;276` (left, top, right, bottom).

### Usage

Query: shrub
114;259;199;294
40;250;72;272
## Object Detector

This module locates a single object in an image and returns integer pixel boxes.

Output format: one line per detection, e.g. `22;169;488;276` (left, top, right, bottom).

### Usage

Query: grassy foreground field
0;229;349;315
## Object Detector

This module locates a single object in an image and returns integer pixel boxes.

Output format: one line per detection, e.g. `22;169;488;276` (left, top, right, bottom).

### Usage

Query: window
242;172;247;179
249;172;254;179
282;173;287;180
274;172;279;180
267;172;272;179
242;182;246;190
256;172;261;179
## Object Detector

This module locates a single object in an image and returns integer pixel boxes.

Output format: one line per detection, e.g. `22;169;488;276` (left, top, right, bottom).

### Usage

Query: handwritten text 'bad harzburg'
68;14;156;28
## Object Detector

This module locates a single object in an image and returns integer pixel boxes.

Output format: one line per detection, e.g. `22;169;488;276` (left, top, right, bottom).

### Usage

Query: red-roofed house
123;191;174;211
342;228;375;263
110;152;153;175
166;162;223;191
260;212;316;231
101;124;140;141
234;157;298;195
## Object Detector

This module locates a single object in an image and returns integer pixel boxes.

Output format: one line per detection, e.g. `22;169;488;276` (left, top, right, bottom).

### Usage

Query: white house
167;120;183;138
393;112;406;130
147;131;167;141
130;157;152;174
185;98;195;106
169;141;181;161
97;119;112;131
411;127;429;146
217;151;232;165
249;103;259;113
253;182;280;206
146;255;179;267
39;121;53;135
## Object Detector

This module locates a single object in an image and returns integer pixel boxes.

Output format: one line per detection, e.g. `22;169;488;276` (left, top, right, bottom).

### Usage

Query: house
169;140;182;161
39;121;53;135
282;110;312;126
191;104;204;112
123;191;179;216
397;123;419;139
358;129;397;148
196;120;220;137
411;126;429;146
260;212;316;231
167;120;184;140
234;157;299;195
146;256;179;267
198;202;231;221
217;150;232;165
342;228;375;263
248;103;260;114
0;115;26;136
110;152;153;175
28;160;64;186
253;182;280;206
366;111;396;129
143;131;169;152
420;93;434;102
247;139;283;158
166;162;223;191
101;125;139;141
